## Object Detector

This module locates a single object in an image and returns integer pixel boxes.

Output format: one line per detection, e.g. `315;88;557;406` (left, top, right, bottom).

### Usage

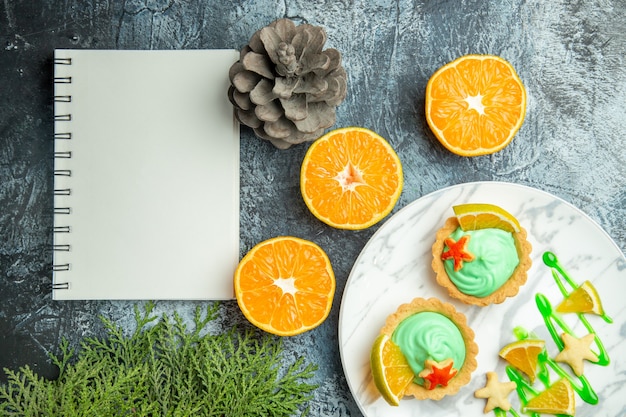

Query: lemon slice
453;203;521;233
370;334;414;406
499;339;545;383
557;280;605;315
524;378;575;416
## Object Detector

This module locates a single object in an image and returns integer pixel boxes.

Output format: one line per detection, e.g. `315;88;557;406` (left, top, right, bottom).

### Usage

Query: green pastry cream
391;312;466;384
443;227;519;297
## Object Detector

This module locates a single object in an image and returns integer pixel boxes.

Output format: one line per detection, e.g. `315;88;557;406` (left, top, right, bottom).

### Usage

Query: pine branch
0;303;318;417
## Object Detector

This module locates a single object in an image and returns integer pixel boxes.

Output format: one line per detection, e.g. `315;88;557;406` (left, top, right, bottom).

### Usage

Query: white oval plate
339;181;625;417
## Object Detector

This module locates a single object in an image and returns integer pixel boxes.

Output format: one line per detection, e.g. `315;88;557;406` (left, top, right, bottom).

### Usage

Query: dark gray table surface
1;1;625;415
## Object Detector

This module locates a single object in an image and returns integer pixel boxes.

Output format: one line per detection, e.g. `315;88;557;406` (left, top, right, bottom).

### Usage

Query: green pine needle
0;302;318;416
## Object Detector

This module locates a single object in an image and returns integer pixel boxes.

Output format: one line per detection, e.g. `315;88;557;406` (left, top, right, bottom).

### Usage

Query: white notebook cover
53;49;240;300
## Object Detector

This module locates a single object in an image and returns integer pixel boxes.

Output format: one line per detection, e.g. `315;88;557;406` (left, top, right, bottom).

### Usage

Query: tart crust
431;216;532;306
380;297;478;400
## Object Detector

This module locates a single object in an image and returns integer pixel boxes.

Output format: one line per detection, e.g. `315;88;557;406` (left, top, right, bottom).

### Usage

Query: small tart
432;216;532;306
380;297;478;400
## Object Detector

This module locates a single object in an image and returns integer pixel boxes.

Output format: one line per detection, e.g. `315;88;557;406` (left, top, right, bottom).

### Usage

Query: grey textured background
1;1;625;415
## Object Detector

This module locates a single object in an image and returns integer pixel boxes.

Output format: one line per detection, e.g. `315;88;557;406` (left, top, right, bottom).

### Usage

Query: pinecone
228;19;348;149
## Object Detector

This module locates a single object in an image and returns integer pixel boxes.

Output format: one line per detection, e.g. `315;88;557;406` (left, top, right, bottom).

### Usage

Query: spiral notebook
53;49;240;300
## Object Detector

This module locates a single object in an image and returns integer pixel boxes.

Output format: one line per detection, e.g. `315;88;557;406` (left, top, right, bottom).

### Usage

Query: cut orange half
499;339;545;383
453;203;521;234
234;236;335;336
300;127;403;230
370;334;415;406
524;378;575;416
557;280;605;316
425;54;527;156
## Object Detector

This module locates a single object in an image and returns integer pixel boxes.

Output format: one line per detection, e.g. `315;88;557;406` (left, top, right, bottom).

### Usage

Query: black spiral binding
52;282;70;290
52;55;73;290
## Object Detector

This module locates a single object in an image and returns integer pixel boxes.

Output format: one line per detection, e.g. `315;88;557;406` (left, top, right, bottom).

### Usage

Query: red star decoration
441;235;474;271
418;358;458;390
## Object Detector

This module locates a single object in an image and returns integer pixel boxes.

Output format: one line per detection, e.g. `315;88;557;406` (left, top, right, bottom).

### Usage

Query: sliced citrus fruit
499;339;545;383
557;280;605;315
425;54;527;156
370;334;415;406
524;378;575;416
300;127;403;230
234;236;335;336
453;203;521;233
